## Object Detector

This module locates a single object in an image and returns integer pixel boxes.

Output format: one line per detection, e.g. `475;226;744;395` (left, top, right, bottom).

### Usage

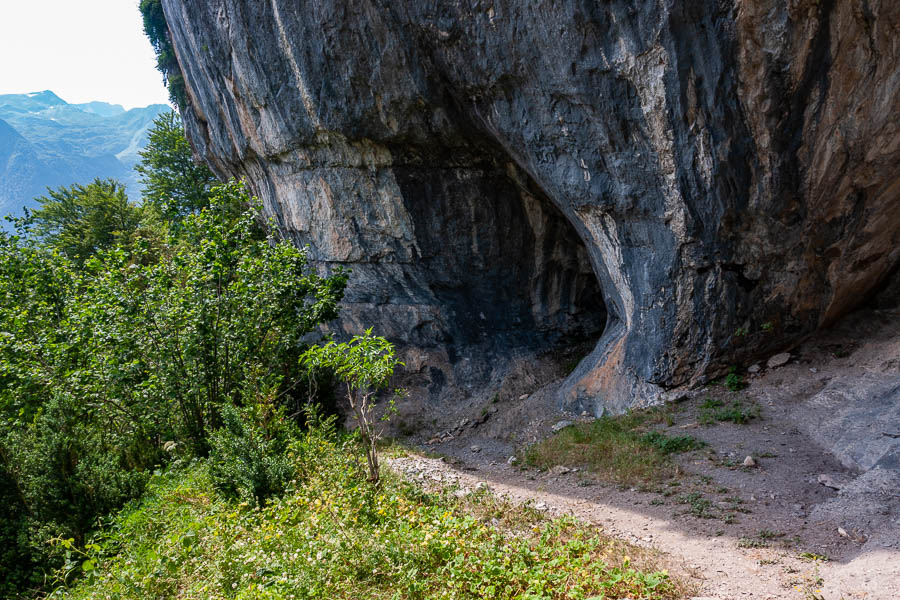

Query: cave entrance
394;160;607;400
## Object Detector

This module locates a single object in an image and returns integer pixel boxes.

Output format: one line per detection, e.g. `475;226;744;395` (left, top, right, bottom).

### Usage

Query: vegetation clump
0;112;350;593
524;410;703;484
135;110;218;222
139;0;187;109
699;397;760;425
723;369;747;392
51;420;680;600
302;330;403;483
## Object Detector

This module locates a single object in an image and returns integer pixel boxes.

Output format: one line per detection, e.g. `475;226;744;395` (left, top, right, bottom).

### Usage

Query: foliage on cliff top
139;0;186;110
52;422;679;600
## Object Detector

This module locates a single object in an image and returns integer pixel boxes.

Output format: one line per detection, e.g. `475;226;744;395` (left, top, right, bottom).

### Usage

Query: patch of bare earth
389;305;900;600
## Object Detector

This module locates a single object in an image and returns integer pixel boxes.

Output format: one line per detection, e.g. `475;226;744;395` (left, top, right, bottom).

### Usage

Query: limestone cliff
159;0;900;413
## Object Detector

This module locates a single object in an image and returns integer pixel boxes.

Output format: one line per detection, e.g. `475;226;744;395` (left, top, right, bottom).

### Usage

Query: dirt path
390;454;819;600
388;306;900;599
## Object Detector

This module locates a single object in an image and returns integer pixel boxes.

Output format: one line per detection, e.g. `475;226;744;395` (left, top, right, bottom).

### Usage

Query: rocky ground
385;302;900;599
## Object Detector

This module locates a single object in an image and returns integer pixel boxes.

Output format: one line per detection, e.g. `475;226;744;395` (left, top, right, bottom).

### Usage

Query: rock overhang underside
160;0;900;412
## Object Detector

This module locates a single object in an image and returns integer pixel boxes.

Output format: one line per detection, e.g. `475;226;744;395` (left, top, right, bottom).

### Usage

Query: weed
719;456;739;468
700;398;760;425
737;537;768;549
677;493;714;519
735;327;749;337
700;397;724;409
640;431;705;455
761;321;774;332
792;564;826;600
758;529;782;540
525;409;702;484
831;344;852;358
798;552;829;562
724;370;746;392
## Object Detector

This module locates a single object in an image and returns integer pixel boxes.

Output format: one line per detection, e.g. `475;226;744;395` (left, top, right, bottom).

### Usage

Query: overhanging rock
160;0;900;413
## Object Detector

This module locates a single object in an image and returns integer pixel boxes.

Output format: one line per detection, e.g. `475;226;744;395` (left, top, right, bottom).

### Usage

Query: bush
208;403;296;505
0;182;347;590
1;394;151;594
139;0;187;109
53;424;681;600
24;178;144;263
724;371;746;392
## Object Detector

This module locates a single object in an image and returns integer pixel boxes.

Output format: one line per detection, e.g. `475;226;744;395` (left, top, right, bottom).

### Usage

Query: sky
0;0;171;109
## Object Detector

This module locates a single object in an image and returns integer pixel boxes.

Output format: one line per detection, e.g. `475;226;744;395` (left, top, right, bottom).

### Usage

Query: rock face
159;0;900;413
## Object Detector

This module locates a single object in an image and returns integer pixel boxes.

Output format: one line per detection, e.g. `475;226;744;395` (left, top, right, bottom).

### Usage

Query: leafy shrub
135;110;218;223
53;425;681;600
208;403;296;505
0;394;151;595
0;182;347;589
724;371;746;392
24;178;144;263
139;0;187;109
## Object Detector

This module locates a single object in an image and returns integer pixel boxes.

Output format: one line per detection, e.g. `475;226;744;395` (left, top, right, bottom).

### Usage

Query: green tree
139;0;186;109
135;110;218;223
0;181;348;587
25;178;143;262
301;330;402;483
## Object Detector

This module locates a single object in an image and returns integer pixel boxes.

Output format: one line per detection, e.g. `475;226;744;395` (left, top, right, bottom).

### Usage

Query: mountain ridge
0;90;169;219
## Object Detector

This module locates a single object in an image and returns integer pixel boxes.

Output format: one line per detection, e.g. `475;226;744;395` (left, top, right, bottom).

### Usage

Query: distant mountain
74;101;126;118
0;90;169;219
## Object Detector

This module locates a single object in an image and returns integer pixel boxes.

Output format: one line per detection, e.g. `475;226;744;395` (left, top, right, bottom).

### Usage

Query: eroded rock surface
159;0;900;412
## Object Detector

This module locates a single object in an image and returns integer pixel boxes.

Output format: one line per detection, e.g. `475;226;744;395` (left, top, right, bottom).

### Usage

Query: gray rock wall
160;0;900;412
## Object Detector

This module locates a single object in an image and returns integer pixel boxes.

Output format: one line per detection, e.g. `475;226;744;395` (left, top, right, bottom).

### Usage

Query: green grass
52;430;681;600
523;410;703;484
639;431;705;455
698;397;760;425
737;537;768;549
676;493;714;519
723;372;746;392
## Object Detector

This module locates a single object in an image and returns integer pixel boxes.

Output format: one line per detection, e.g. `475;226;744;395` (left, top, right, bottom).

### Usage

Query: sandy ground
386;304;900;599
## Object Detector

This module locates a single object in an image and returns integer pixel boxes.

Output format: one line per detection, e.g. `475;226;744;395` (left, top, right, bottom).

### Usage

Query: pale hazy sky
0;0;171;109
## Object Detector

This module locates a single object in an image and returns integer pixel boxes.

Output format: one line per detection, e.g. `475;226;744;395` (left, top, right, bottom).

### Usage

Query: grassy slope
53;432;679;600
